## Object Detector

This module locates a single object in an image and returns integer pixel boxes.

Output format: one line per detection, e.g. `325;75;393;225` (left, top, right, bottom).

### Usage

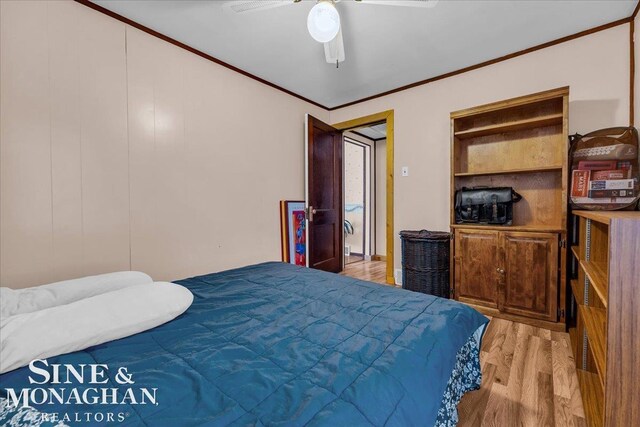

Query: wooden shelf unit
450;87;569;330
568;210;640;427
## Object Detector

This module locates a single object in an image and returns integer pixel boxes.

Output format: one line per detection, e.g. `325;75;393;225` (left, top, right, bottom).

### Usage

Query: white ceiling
355;123;387;140
92;0;637;108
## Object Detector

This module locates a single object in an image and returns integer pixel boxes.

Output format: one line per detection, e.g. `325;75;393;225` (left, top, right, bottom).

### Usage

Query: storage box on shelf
568;210;640;427
450;87;569;330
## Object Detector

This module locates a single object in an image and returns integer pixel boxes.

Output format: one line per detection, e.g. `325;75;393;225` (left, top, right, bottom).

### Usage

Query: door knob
496;267;505;274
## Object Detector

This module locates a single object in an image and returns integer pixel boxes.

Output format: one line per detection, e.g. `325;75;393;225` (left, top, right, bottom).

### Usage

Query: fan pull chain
336;60;339;69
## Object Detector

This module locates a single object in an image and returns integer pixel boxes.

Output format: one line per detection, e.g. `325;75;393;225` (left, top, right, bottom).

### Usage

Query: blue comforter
1;262;487;426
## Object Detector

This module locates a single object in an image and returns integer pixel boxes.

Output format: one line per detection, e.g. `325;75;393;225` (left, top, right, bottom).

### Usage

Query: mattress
0;262;488;426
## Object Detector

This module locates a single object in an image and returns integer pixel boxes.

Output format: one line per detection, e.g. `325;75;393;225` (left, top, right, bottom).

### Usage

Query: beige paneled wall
0;1;327;288
125;26;327;280
1;1;130;288
330;25;631;277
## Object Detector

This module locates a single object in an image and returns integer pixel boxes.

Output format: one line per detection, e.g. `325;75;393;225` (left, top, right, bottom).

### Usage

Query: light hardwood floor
341;263;586;426
341;260;387;285
457;317;585;427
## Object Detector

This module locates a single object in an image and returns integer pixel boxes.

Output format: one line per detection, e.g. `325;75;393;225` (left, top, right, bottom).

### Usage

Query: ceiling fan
222;0;439;66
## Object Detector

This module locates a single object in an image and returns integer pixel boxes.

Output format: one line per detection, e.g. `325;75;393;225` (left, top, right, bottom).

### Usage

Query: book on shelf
591;170;626;180
577;160;618;170
589;179;635;190
617;160;634;178
588;188;636;198
572;196;637;204
571;170;590;197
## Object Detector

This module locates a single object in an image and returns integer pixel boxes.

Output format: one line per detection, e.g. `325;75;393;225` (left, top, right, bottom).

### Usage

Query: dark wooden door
306;115;343;273
454;229;500;308
500;232;558;321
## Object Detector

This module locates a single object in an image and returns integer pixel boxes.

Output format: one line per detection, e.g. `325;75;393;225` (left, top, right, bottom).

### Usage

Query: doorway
343;124;388;272
333;111;394;285
343;137;369;265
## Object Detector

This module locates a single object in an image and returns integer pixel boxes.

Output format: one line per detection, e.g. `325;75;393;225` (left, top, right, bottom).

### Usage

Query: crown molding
77;0;636;112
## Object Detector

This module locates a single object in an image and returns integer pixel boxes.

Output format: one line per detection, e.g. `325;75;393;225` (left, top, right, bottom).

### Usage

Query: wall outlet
394;268;403;286
401;166;409;177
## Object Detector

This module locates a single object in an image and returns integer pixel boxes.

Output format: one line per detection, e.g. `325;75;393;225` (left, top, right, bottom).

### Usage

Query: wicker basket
400;230;451;298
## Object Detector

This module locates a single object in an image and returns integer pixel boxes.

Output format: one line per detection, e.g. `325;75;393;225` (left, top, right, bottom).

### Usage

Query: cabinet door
454;229;500;308
500;232;558;321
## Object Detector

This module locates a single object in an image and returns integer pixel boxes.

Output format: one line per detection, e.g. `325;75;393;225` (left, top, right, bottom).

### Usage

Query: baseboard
371;255;387;261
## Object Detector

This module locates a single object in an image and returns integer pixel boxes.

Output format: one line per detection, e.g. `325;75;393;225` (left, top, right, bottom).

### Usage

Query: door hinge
559;239;566;248
558;308;565;318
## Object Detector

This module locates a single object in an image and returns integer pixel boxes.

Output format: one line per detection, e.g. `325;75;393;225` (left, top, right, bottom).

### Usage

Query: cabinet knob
496;268;505;274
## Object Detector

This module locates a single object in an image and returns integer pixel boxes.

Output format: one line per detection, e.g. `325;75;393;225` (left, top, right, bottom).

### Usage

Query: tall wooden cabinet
568;211;640;427
450;87;569;330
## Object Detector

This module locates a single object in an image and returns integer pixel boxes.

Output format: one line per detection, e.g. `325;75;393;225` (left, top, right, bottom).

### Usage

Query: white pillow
0;271;153;319
0;282;193;374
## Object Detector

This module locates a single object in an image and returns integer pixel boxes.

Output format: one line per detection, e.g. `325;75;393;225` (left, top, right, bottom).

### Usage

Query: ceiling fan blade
355;0;438;8
324;28;345;64
222;0;299;14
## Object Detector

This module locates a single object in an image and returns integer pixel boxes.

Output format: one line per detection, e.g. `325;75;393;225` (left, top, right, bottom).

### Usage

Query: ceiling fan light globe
307;2;340;43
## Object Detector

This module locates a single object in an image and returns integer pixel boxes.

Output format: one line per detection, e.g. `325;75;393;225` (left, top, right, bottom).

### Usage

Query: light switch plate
401;166;409;177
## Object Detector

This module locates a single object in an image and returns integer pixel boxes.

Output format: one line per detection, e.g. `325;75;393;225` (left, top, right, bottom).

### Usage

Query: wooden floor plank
479;382;509;427
537;335;553;376
538;372;556;427
494;319;519;386
519;335;542;425
340;263;586;426
457;363;498;426
552;333;585;419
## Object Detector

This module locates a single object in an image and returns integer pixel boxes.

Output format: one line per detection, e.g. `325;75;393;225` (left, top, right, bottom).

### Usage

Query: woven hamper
400;230;451;298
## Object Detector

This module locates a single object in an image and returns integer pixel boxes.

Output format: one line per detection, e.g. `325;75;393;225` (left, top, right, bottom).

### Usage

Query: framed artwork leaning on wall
279;200;306;266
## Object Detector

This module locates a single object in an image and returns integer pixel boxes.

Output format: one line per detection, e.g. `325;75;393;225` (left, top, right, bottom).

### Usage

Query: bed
0;262;488;426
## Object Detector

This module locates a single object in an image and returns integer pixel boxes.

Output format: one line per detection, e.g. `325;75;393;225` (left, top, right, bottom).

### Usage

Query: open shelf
571;279;584;305
571;210;640;226
568;327;579;363
454;165;562;177
454;113;564;139
577;369;604;427
581;260;608;307
571;245;581;262
579;305;607;386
